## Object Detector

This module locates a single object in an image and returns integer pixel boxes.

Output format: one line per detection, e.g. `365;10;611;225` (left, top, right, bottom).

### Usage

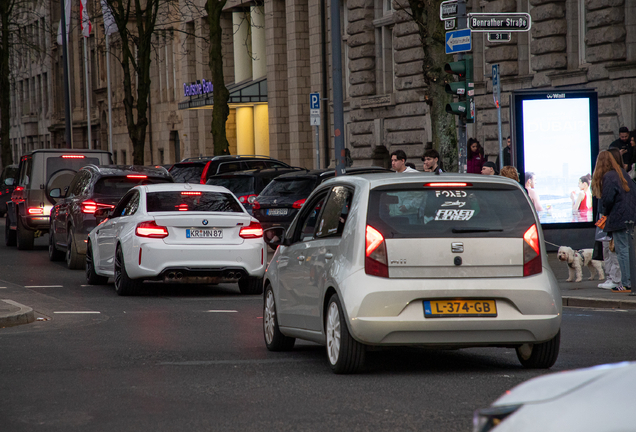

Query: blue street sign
445;29;472;54
310;93;320;110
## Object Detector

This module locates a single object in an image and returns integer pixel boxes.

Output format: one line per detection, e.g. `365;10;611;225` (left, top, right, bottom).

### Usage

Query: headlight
472;404;521;432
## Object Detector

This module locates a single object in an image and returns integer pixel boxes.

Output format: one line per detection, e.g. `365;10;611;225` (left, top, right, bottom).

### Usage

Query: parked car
5;149;113;250
206;167;303;214
0;164;19;216
86;183;266;296
252;166;390;232
262;173;561;373
49;165;173;269
169;155;292;184
472;362;636;432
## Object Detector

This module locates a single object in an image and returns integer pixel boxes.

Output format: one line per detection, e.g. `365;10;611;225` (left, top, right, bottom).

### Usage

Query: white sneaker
598;280;619;289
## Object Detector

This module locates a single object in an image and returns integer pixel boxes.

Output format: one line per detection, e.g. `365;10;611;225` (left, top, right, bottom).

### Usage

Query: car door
53;171;86;247
96;191;138;271
276;188;329;330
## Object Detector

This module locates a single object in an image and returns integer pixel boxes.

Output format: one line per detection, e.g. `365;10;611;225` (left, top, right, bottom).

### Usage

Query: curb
0;300;36;328
563;296;636;310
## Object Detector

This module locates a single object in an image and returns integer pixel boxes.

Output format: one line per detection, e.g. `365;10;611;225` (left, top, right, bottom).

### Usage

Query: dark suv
252;166;391;231
169;155;292;184
49;165;173;269
6;149;113;250
0;164;18;216
205;167;303;214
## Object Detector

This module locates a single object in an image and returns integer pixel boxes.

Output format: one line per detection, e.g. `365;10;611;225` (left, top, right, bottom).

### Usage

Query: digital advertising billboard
512;90;599;228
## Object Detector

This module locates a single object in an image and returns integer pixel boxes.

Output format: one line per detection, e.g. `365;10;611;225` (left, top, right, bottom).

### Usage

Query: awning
178;77;267;110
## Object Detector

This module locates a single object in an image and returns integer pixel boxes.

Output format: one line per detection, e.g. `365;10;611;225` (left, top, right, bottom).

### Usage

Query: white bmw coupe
85;183;266;295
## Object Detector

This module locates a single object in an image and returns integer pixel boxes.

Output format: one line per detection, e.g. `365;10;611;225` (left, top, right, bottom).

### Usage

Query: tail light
252;200;261;210
365;225;388;278
292;199;306;209
81;200;115;214
181;191;202;196
61;155;85;159
126;174;147;179
424;182;471;187
239;221;263;239
27;207;44;215
238;194;258;204
523;224;542;277
136;221;169;238
200;161;212;184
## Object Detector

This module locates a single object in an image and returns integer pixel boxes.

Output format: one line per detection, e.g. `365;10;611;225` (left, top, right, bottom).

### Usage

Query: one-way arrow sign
445;29;472;54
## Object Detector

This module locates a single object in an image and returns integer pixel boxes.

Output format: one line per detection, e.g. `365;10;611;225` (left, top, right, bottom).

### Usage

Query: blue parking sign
310;93;320;110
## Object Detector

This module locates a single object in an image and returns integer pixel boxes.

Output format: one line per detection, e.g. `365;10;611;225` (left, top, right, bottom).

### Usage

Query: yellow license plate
423;299;497;318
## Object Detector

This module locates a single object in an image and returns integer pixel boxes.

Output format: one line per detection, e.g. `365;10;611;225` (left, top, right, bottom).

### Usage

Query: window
297;191;329;242
315;186;353;239
122;192;140;216
374;0;395;95
146;191;244;213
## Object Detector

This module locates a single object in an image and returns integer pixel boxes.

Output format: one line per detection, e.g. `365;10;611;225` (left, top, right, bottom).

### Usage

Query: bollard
627;221;636;290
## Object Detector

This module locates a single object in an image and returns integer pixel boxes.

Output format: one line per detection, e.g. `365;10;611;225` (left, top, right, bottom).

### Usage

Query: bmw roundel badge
202;219;209;226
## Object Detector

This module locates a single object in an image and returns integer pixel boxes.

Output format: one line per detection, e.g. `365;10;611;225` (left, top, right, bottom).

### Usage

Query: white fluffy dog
557;246;605;282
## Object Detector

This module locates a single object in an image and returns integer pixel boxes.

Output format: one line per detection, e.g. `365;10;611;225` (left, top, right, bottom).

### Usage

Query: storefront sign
183;79;214;97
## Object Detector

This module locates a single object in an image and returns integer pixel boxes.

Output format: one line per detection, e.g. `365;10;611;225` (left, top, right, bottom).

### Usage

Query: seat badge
202;219;209;226
451;242;464;253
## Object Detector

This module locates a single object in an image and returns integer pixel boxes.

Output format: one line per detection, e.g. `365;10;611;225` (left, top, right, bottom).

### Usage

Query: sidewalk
0;298;35;328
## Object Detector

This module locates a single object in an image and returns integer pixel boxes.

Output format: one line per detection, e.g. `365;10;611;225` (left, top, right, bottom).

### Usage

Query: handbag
592;241;604;261
595;226;611;242
595;215;607;230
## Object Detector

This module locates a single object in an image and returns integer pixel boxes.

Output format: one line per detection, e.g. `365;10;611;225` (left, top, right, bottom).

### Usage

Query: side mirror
94;208;112;224
263;226;287;247
50;188;62;198
4;178;14;186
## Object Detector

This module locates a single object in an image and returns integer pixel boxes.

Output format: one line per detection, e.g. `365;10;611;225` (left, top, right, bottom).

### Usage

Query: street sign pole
492;64;503;170
329;0;346;176
457;0;467;174
310;93;321;169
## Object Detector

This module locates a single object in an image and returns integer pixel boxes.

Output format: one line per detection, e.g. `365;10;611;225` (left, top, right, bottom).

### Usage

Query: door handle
325;253;333;259
297;255;305;261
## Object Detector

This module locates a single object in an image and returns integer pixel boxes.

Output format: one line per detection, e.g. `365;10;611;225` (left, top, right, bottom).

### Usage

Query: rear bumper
22;215;50;231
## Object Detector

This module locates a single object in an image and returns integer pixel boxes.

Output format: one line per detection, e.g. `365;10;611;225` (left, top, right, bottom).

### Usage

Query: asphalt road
2;219;636;431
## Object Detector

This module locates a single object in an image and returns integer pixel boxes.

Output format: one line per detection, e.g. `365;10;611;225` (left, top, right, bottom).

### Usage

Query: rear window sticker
435;190;467;198
434;209;475;221
441;200;466;208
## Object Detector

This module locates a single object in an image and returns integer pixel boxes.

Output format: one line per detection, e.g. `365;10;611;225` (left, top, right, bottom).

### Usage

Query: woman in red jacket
467;138;485;174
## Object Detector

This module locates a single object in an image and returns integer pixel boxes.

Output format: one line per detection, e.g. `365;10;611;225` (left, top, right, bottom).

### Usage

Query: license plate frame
186;228;224;239
423;299;497;318
267;208;288;216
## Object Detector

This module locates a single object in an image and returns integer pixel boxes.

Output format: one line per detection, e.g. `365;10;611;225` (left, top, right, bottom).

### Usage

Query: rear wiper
451;228;503;233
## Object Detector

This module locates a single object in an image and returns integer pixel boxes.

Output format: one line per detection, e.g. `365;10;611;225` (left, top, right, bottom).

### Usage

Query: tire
16;217;34;250
66;230;84;270
516;330;560;369
86;240;108;285
49;231;64;261
238;276;263;295
5;215;16;247
114;245;141;296
263;285;295;351
326;293;365;374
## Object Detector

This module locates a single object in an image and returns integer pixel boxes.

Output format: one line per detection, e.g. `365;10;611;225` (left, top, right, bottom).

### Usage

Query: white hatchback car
262;173;561;373
86;184;266;295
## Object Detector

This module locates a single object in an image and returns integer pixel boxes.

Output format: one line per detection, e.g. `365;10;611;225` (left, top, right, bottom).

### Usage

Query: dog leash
544;240;560;248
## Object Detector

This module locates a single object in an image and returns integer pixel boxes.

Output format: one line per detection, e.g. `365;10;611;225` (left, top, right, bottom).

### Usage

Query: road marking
205;310;238;313
25;285;63;288
0;287;6;289
53;311;101;314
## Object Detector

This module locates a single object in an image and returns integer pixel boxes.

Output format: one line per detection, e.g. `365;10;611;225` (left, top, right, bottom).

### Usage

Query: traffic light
444;55;474;123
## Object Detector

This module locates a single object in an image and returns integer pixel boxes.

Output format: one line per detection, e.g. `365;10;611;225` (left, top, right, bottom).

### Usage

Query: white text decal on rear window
441;200;466;208
435;190;467;198
434;209;475;221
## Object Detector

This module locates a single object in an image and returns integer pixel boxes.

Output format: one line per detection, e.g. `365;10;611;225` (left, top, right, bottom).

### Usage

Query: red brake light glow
523;224;540;254
81;201;115;214
239;221;264;239
136;221;169;238
523;224;542;277
365;225;388;278
292;199;306;209
252;200;261;210
181;191;202;196
15;186;24;191
200;161;212;184
61;155;85;159
27;207;44;215
126;174;147;179
424;182;470;187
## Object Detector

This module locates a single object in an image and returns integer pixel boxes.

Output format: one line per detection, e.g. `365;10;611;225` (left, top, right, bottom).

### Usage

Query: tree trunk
406;0;457;171
0;2;14;167
207;0;230;156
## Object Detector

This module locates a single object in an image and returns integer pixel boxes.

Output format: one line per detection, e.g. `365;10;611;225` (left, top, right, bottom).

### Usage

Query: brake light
135;221;169;238
27;207;44;215
126;174;147;179
239;221;263;239
523;224;542;277
238;194;258;204
252;200;261;210
181;191;202;196
200;161;211;184
81;200;115;214
292;199;306;209
15;186;24;191
424;182;471;187
61;155;85;159
365;225;388;278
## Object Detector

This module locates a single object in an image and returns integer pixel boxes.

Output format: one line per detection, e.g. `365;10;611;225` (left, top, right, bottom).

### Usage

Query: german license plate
267;208;288;216
186;228;223;238
423;299;497;318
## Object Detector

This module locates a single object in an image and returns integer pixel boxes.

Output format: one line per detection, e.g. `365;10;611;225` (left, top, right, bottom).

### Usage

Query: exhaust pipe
167;272;175;280
176;272;183;280
226;272;235;279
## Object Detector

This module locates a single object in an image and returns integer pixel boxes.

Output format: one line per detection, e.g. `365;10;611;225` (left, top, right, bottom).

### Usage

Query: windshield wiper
451;228;504;233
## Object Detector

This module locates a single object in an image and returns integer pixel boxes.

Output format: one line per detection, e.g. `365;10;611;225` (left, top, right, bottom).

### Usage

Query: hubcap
114;250;122;289
326;302;341;365
264;290;276;344
66;234;72;263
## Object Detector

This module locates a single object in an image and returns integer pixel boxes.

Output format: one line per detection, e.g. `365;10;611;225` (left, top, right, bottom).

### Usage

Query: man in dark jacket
495;136;512;169
609;127;633;171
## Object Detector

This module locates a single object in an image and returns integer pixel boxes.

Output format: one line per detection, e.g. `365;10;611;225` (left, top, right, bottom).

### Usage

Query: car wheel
326;293;365;374
516;330;560;369
238;276;263;295
263;285;295;351
86;240;108;285
114;245;141;296
66;230;84;270
16;217;34;250
5;215;16;247
48;231;64;261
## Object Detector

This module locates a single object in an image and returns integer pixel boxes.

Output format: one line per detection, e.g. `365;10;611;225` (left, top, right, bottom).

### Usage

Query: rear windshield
2;166;18;180
170;163;205;183
260;178;316;197
94;177;171;198
367;185;536;238
146;191;243;213
46;156;100;181
206;176;254;195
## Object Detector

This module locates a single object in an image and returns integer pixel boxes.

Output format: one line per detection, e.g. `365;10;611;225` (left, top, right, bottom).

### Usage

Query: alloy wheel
326;302;341;365
114;249;122;289
264;290;276;344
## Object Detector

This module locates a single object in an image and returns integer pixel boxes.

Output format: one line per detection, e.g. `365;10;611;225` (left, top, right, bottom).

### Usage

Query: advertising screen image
517;93;598;226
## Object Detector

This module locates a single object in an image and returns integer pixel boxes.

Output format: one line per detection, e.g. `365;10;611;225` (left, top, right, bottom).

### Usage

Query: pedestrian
525;172;544;212
500;165;519;181
495;136;512;168
591;150;636;294
481;161;498;175
608;126;633;172
390;150;418;173
405;162;417;170
467;138;485;174
421;149;444;173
